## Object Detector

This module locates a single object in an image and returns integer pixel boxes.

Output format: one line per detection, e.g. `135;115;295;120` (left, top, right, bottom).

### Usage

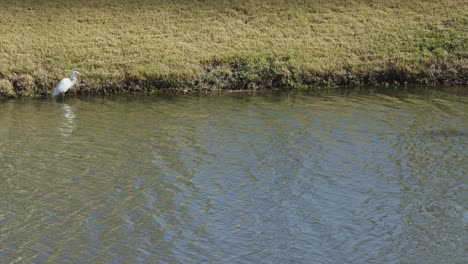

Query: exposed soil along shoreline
1;58;467;98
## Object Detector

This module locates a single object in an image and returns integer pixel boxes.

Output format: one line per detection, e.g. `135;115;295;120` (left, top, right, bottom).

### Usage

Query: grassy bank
0;0;467;97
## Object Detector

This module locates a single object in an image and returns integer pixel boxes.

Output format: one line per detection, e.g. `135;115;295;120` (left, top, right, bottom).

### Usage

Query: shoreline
1;59;466;98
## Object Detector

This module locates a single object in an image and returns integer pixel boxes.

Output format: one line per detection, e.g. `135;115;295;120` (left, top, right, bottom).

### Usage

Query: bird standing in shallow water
52;71;82;98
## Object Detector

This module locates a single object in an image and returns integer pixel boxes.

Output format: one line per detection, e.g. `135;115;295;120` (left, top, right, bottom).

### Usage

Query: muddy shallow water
0;89;466;263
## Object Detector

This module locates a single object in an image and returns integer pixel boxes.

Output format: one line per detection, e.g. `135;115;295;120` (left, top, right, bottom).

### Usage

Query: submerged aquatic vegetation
0;0;466;96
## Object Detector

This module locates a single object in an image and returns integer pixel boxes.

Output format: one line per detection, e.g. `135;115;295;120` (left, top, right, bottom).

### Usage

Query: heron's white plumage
52;71;81;97
53;78;73;96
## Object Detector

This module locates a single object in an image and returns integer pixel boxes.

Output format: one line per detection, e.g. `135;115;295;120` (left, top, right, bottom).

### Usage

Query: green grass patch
0;0;466;96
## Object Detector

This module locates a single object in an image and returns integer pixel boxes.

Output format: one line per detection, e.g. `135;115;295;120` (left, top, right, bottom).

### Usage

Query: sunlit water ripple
0;89;466;263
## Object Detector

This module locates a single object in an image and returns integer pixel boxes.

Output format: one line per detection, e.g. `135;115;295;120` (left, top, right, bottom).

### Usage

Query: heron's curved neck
70;76;77;85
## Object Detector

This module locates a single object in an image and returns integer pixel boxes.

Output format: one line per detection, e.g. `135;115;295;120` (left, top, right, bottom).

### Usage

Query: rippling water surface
0;89;466;263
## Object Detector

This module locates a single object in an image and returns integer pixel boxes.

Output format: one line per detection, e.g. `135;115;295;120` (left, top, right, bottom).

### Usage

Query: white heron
52;71;82;98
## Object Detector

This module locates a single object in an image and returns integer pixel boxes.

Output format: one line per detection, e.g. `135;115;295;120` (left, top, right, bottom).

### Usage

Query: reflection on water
55;102;76;138
0;89;466;263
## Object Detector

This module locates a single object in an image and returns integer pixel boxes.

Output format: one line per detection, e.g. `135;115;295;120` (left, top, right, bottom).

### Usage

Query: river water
0;89;466;263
